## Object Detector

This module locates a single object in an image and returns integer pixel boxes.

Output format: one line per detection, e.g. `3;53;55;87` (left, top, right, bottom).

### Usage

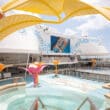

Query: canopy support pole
25;52;30;80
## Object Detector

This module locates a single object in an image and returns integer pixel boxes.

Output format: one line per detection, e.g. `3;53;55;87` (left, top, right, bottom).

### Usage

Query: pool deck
102;83;110;89
38;74;109;97
71;68;110;82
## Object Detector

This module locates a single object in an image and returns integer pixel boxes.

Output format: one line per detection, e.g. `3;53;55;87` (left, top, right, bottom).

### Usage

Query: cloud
94;0;110;6
76;15;110;33
73;15;93;22
64;28;77;35
0;0;9;6
81;0;110;6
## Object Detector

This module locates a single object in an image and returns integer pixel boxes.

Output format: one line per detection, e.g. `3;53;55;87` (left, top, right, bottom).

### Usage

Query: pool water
0;74;108;110
7;87;103;110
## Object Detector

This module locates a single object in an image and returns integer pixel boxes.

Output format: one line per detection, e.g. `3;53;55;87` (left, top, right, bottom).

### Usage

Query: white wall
0;25;108;55
72;37;108;55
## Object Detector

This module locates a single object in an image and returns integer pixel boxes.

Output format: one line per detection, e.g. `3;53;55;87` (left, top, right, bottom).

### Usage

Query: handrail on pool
76;97;98;110
30;97;98;110
0;77;26;91
30;97;47;110
38;97;47;110
76;97;88;110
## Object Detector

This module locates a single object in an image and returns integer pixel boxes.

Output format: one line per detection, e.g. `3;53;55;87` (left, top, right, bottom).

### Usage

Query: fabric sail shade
0;14;44;40
0;0;110;40
1;0;110;21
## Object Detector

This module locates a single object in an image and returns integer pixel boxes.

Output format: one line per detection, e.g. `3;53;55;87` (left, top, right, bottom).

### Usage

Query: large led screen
51;35;70;53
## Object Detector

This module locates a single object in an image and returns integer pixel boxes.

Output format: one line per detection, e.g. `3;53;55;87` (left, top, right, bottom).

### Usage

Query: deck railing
0;77;26;91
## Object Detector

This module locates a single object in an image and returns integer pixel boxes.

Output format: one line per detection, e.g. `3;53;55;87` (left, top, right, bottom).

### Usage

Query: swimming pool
0;74;108;110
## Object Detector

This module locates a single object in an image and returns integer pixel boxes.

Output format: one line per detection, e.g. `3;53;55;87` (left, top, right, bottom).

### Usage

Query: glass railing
0;77;25;86
0;77;26;91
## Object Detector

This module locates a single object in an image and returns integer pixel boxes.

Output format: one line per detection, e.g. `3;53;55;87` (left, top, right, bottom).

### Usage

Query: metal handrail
38;97;47;110
30;97;98;110
76;98;88;110
76;97;98;110
30;97;47;110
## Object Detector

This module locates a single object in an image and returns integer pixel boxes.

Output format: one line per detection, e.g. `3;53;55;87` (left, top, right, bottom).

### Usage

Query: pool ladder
38;97;47;110
30;97;47;110
76;97;98;110
30;97;98;110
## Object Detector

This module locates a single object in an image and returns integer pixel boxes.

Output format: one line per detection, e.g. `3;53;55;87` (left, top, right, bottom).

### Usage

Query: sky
45;0;110;51
0;0;110;51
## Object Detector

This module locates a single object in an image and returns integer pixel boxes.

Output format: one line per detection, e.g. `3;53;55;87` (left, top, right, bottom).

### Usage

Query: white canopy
0;26;40;54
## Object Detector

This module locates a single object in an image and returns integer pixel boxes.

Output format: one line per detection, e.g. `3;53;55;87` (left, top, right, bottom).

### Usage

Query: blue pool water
0;74;109;110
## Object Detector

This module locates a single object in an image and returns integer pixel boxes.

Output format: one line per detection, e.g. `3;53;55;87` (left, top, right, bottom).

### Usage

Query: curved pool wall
6;86;104;110
7;89;103;110
0;86;26;110
0;74;109;110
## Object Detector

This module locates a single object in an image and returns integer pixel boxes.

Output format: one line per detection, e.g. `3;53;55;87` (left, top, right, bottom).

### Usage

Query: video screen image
51;35;70;53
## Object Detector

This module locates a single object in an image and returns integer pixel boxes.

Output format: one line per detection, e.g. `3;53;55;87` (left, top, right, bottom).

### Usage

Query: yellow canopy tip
0;7;4;19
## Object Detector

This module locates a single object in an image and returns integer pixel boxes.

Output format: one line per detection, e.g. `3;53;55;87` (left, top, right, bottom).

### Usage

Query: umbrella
0;63;14;72
19;62;46;87
0;63;5;72
91;59;96;69
53;60;60;77
0;0;110;40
